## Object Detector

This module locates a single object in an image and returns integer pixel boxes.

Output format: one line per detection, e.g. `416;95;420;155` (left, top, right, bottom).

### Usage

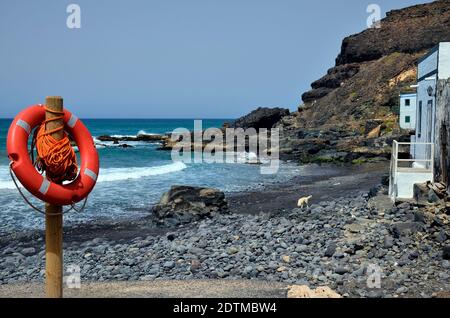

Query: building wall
395;171;433;199
438;42;450;80
413;76;436;160
399;94;416;129
418;48;438;80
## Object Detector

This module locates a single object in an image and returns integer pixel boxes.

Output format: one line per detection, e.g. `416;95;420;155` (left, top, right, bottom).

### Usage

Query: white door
426;99;434;168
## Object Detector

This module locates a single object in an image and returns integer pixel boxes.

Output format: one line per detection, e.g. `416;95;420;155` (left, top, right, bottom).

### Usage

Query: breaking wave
0;161;188;189
97;161;187;182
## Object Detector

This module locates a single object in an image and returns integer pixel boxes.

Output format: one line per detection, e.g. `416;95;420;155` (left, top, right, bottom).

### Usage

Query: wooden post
45;96;64;298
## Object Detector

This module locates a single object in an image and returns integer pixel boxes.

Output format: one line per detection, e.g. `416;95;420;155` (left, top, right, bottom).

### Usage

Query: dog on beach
297;195;312;209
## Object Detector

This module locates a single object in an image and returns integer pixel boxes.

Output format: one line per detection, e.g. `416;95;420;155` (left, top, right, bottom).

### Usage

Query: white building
399;92;417;130
390;42;450;201
412;42;450;160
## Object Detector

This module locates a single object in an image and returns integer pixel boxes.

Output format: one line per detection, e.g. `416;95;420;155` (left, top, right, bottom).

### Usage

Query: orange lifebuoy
7;104;99;206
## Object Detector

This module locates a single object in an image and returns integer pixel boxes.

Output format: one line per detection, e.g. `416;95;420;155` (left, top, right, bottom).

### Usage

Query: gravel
0;186;449;298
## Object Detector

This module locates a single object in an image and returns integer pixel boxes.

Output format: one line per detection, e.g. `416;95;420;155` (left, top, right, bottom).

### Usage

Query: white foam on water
95;131;159;140
110;134;136;138
0;165;17;189
97;161;187;183
0;161;188;189
137;130;158;136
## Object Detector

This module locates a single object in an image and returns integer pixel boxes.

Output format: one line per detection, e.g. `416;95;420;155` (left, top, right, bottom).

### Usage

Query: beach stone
287;285;341;298
21;247;36;256
367;290;384;298
435;230;448;243
443;260;450;269
166;233;176;241
391;222;425;238
163;261;176;269
443;246;450;260
2;247;15;255
277;266;287;272
190;260;201;271
409;250;420;260
324;242;337;257
227;247;239;255
396;287;408;294
281;255;291;263
188;247;204;256
334;267;349;275
384;236;395;248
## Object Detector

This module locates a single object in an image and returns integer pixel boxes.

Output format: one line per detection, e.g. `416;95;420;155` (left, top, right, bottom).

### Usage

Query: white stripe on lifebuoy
84;168;98;181
67;114;78;128
38;178;50;195
16;119;31;134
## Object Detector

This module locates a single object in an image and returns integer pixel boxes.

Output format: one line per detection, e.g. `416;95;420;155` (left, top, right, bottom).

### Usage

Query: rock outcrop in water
97;134;164;143
276;0;450;163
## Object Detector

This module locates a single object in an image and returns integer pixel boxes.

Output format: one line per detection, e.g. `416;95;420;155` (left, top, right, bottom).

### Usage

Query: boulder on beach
287;285;341;298
152;186;229;223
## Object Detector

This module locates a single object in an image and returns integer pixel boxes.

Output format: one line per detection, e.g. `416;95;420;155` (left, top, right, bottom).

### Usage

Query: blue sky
0;0;432;118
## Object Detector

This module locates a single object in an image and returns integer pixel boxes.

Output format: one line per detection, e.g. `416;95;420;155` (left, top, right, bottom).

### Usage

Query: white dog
297;195;312;209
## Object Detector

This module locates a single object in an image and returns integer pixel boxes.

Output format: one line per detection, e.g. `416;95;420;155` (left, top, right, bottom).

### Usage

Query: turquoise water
0;118;302;233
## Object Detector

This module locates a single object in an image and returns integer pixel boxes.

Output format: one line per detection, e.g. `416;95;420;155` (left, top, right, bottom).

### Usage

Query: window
405;116;411;123
418;101;422;138
405;99;410;106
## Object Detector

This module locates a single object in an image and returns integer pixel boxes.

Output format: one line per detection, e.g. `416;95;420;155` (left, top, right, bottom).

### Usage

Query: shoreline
0;161;389;246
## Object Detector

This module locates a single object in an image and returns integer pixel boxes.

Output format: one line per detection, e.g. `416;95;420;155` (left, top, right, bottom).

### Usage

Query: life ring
7;104;99;206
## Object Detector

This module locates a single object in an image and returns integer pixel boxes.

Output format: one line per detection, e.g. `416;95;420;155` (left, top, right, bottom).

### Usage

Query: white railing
389;140;434;201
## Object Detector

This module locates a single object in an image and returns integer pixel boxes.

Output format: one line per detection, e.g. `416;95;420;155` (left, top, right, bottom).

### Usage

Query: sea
0;118;302;234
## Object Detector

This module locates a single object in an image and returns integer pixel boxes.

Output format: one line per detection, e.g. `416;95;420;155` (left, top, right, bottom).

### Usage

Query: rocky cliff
278;0;450;163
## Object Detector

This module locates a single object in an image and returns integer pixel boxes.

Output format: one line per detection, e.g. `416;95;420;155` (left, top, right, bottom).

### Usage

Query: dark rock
384;236;395;249
409;250;420;260
97;134;164;143
302;87;334;103
325;242;337;257
367;290;384;299
398;257;410;266
435;230;448;243
428;189;441;204
443;246;450;260
414;210;431;224
311;64;360;89
97;135;119;142
152;186;229;223
231;107;290;130
390;222;425;238
166;233;176;241
334;267;349;275
413;182;431;206
336;1;450;65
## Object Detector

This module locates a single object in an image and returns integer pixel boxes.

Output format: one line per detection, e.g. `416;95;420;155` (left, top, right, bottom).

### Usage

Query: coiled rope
32;107;78;183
